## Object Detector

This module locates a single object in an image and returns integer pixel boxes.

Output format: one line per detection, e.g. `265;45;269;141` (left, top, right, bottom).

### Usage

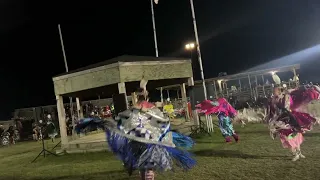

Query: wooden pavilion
52;55;194;151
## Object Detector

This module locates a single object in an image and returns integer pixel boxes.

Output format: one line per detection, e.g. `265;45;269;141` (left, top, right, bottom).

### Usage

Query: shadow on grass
194;140;225;144
193;149;259;159
17;170;136;180
239;131;268;135
194;149;288;160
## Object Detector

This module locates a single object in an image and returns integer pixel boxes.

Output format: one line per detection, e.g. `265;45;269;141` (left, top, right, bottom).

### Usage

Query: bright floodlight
185;43;195;50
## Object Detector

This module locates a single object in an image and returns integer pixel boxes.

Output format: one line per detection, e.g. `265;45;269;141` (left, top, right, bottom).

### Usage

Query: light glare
185;43;195;50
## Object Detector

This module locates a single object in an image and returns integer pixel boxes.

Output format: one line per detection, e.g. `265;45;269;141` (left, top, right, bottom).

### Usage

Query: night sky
1;0;320;119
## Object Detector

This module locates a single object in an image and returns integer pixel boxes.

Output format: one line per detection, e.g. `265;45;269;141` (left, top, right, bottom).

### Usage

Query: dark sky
1;0;320;119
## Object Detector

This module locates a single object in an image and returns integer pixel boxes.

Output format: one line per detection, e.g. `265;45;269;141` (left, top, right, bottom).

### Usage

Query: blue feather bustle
171;131;195;150
106;128;196;175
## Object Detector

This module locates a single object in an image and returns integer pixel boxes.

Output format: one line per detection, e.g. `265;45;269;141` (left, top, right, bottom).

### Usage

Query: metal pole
58;24;69;72
150;0;159;57
58;24;75;138
189;0;207;100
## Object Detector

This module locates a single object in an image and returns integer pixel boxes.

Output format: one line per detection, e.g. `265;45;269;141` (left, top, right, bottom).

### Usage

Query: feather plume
140;78;148;91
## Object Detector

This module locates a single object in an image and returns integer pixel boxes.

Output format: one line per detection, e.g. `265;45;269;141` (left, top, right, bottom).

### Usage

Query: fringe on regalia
289;85;320;131
269;85;320;140
106;128;196;175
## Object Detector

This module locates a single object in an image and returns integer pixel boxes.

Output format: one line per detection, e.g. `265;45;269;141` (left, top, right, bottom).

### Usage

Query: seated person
32;124;40;141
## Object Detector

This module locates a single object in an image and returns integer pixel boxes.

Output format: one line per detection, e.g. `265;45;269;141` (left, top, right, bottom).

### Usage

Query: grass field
0;124;320;180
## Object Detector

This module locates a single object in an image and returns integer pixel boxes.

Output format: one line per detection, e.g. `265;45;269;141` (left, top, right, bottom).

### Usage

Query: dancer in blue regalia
106;79;196;180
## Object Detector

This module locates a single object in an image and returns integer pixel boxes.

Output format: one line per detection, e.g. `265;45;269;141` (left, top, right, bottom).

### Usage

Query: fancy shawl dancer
197;95;239;143
106;79;195;180
268;85;320;161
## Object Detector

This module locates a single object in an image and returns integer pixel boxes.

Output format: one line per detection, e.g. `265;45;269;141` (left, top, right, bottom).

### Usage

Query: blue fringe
106;128;196;174
172;131;194;150
165;146;196;170
106;128;140;174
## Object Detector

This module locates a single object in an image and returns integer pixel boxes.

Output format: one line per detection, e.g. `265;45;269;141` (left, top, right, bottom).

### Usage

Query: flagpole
58;24;76;138
150;0;159;57
58;24;69;72
189;0;207;100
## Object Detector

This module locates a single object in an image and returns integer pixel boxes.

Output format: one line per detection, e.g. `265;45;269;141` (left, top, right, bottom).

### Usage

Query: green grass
1;124;320;180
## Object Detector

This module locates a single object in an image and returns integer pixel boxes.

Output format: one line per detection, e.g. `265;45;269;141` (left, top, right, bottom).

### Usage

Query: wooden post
188;77;194;86
225;82;229;97
160;87;163;103
248;75;253;97
213;80;218;98
239;79;242;92
118;82;128;108
167;90;170;100
221;81;225;97
293;67;299;87
69;98;76;138
177;89;180;99
76;97;84;119
188;77;199;125
56;95;68;149
255;75;258;99
206;114;213;132
131;92;137;106
180;83;190;120
261;75;266;97
217;80;222;92
293;67;297;77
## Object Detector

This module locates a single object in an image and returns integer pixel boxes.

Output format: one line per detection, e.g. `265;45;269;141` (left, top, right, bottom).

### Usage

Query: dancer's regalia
268;85;320;161
106;80;195;179
197;98;239;143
